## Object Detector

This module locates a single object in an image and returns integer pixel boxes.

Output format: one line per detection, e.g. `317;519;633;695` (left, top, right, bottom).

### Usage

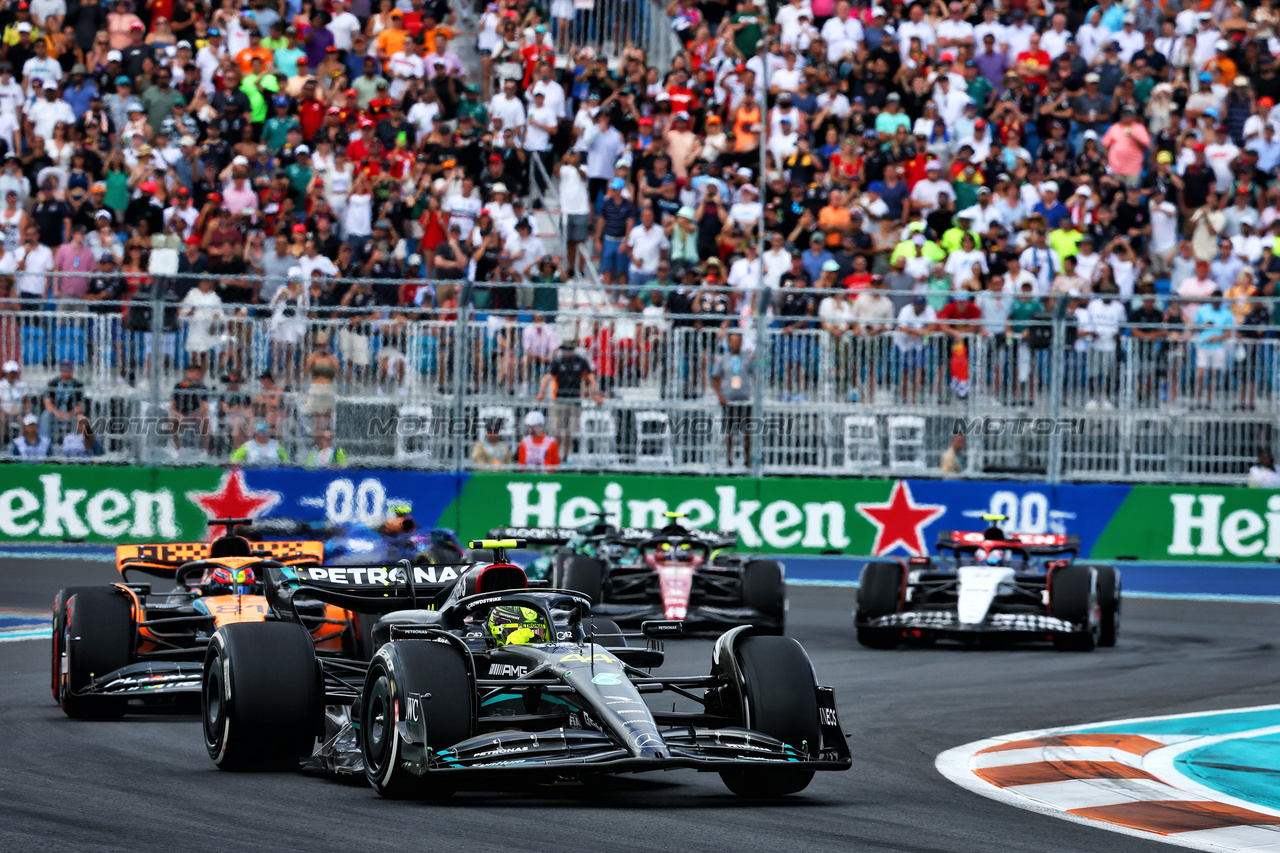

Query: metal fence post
750;285;770;478
451;281;473;468
1046;297;1069;485
145;278;164;465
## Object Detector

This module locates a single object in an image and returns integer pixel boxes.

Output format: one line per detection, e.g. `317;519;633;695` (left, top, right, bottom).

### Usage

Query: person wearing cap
38;358;84;442
0;359;30;442
516;409;559;471
229;420;291;465
1099;103;1151;187
51;220;95;300
12;412;49;458
596;176;635;300
262;94;300;152
535;340;601;463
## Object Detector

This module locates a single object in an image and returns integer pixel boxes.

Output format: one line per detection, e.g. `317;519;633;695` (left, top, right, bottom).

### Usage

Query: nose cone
631;731;668;760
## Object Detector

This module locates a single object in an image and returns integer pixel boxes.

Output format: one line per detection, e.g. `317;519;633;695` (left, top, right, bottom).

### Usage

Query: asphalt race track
3;557;1279;853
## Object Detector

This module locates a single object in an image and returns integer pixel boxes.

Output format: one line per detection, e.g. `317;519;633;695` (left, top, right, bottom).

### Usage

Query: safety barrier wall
2;466;1278;563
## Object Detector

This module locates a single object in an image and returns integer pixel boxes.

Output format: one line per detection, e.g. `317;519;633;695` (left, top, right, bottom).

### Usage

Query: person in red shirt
345;119;375;161
666;69;696;114
517;410;560;470
338;88;362;125
1014;32;1050;92
938;295;983;339
902;142;929;189
297;86;326;141
520;31;554;88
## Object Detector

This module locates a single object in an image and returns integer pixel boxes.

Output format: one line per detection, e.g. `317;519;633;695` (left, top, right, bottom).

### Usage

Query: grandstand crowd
1;0;1280;463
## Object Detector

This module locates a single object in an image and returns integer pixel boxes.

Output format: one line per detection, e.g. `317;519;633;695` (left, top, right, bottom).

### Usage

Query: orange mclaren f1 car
51;518;363;719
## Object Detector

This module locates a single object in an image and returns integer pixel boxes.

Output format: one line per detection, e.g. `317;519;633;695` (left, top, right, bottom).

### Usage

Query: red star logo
855;481;946;557
186;469;280;531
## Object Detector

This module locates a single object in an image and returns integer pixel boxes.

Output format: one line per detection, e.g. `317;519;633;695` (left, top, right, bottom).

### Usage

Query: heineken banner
0;465;1276;563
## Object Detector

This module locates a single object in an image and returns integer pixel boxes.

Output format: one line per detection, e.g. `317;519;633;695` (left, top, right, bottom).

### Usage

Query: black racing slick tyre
719;635;819;798
591;618;627;647
362;640;471;799
1091;565;1121;648
742;560;786;633
855;561;904;650
202;622;321;770
52;585;98;702
61;587;133;719
1049;565;1099;652
560;555;604;604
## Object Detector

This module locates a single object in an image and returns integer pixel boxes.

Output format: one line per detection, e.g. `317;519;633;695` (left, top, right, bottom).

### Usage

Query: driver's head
487;605;549;646
984;548;1004;566
202;564;255;594
384;504;415;534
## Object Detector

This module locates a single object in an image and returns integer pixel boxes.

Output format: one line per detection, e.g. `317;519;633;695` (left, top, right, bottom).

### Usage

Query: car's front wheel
719;635;819;798
362;639;471;799
202;622;321;770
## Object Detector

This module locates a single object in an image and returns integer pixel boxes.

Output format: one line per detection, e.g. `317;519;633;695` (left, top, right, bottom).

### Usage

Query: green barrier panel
1095;485;1280;561
0;465;221;543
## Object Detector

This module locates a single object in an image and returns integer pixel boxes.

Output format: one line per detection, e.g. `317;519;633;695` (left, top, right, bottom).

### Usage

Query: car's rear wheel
855;562;905;649
719;635;819;798
1049;565;1098;652
560;555;604;604
1090;565;1121;648
51;585;98;702
61;587;133;719
742;560;786;634
363;640;471;799
202;622;321;770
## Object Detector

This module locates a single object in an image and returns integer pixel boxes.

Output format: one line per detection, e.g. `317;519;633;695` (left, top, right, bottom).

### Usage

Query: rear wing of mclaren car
116;541;325;580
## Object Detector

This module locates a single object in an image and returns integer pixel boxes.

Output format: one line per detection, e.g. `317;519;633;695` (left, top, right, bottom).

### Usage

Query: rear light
908;557;931;565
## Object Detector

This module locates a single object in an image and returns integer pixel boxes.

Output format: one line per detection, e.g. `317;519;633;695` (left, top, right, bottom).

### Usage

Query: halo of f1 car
196;538;849;798
853;515;1121;651
51;519;358;719
488;512;786;634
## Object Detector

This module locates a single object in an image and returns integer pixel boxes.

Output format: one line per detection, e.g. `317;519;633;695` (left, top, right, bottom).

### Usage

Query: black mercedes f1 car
201;540;849;798
491;514;786;634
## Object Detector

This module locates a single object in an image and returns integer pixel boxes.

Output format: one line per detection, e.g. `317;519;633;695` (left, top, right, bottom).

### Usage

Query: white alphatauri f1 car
853;516;1120;651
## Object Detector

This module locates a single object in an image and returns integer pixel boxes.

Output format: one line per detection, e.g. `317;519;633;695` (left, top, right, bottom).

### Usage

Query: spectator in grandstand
218;371;253;452
517;409;558;471
304;333;340;433
39;359;83;441
0;360;30;443
12;413;49;458
940;432;966;478
471;418;513;468
1249;448;1280;488
62;414;104;459
169;362;210;452
1192;289;1236;407
230;421;291;465
304;428;348;469
710;330;753;467
535;341;601;462
179;277;224;377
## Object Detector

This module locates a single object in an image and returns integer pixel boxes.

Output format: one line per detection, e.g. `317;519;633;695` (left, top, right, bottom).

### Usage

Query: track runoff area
5;554;1280;852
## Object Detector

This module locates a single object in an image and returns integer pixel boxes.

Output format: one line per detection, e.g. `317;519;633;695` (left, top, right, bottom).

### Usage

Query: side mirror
641;620;683;638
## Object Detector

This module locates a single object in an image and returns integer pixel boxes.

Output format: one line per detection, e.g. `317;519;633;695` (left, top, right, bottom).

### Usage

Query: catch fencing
3;277;1279;483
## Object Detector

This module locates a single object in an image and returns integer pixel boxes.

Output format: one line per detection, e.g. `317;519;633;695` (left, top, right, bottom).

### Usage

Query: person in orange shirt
818;188;852;248
1205;40;1237;84
517;411;560;470
235;30;273;74
375;10;408;67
